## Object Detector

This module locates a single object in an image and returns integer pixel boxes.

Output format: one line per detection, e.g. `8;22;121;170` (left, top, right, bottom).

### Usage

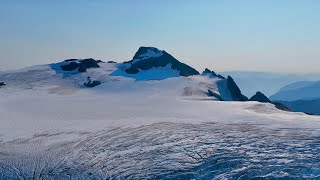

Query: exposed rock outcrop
78;59;100;72
61;62;79;71
226;76;248;101
249;91;271;103
250;91;291;112
84;76;101;88
60;58;101;73
0;82;5;87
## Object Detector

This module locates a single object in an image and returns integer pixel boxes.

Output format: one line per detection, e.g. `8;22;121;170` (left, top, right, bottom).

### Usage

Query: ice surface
0;63;319;179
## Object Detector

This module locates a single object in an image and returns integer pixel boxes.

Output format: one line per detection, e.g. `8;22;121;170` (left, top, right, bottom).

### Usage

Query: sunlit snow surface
0;63;320;179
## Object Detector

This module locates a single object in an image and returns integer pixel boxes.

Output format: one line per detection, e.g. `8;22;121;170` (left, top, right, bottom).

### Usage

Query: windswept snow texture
0;63;320;179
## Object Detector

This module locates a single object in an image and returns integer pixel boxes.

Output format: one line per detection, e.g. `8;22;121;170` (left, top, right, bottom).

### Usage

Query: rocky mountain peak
202;68;225;79
203;68;217;76
249;91;271;103
124;47;199;77
132;47;164;60
226;76;248;101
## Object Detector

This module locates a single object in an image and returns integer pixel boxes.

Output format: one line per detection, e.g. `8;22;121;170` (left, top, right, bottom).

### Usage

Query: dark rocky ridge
61;62;79;71
64;59;78;62
203;68;225;79
125;47;199;77
227;76;248;101
60;58;101;73
0;82;5;87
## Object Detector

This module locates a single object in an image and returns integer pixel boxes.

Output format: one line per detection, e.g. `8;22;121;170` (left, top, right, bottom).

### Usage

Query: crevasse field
0;63;320;179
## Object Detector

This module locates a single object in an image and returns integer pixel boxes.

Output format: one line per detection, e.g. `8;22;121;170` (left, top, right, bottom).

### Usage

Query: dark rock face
249;91;271;103
0;82;6;87
227;76;248;101
208;90;224;101
78;59;100;72
60;59;100;73
125;47;199;77
61;62;79;71
107;61;117;63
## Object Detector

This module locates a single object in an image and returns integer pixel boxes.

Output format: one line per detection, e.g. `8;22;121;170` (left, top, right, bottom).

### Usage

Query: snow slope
0;60;320;179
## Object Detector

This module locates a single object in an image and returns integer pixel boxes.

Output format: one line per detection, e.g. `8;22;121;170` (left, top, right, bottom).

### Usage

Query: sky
1;0;320;73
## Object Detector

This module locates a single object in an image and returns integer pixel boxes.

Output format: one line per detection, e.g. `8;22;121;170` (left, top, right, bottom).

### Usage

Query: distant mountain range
269;81;320;115
277;99;320;115
270;81;320;101
220;71;320;97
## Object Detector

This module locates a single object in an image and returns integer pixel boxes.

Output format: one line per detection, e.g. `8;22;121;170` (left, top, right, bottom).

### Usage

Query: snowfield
0;62;320;179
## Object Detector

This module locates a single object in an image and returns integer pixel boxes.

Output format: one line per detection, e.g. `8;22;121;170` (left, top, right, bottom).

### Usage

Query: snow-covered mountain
110;46;199;81
0;47;248;102
270;80;320;101
0;47;319;179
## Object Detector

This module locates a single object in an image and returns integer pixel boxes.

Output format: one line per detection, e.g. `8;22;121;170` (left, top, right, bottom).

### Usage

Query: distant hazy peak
278;81;318;93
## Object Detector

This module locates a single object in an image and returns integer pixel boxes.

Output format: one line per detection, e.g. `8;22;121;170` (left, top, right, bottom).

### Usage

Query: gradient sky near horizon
1;0;320;73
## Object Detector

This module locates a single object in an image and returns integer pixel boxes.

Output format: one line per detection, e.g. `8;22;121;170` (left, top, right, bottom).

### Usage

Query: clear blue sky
1;0;320;73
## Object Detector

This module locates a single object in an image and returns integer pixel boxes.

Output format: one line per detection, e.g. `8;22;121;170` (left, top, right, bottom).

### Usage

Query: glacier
0;57;319;179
